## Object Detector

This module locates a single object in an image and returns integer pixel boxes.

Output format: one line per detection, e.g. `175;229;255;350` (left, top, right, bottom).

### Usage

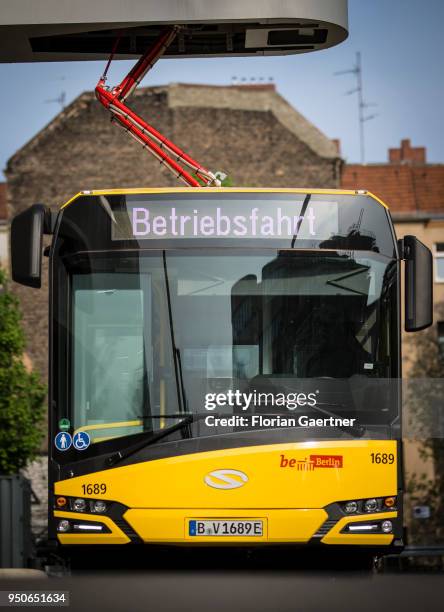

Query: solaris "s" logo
204;469;248;489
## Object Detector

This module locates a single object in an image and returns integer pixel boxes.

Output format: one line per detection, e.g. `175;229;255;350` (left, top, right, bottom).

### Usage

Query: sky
0;0;443;179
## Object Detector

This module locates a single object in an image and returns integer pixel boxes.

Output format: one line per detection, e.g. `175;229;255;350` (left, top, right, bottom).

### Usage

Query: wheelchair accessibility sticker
73;431;90;451
54;432;72;451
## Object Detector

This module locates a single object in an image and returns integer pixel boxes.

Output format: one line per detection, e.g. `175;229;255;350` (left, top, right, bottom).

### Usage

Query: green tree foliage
405;304;444;543
219;174;234;187
0;268;46;474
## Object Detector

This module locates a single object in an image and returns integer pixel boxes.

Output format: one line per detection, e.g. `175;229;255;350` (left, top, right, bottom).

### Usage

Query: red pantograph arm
95;27;221;187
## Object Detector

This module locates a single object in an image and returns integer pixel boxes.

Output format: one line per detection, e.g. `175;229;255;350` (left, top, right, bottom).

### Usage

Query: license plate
188;520;263;537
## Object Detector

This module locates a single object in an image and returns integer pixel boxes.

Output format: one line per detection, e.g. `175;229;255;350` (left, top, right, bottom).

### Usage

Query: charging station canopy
0;0;348;63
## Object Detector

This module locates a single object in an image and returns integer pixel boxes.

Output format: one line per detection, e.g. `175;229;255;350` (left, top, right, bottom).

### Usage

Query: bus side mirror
402;235;433;332
10;204;53;288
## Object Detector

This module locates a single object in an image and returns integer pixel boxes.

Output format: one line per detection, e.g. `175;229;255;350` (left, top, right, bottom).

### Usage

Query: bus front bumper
55;508;398;546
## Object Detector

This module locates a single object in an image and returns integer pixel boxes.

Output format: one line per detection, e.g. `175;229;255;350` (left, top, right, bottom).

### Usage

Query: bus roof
61;188;389;210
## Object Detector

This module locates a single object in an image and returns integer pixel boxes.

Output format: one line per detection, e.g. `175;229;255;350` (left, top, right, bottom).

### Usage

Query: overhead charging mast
95;26;221;188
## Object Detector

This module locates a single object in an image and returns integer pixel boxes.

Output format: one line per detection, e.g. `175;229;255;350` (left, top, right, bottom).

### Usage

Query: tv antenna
335;52;378;163
231;76;274;85
45;91;66;111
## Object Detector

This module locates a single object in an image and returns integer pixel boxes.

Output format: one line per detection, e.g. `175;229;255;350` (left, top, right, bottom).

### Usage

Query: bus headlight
73;498;87;512
364;498;378;513
57;519;70;533
381;520;393;533
73;523;104;532
92;500;107;513
340;496;396;515
54;495;111;514
344;501;358;514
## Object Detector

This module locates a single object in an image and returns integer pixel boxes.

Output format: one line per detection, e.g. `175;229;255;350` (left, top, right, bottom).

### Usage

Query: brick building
342;138;444;215
342;138;444;349
5;83;341;379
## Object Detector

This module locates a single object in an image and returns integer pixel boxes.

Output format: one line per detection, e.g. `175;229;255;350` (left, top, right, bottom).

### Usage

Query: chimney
332;139;341;156
389;139;426;165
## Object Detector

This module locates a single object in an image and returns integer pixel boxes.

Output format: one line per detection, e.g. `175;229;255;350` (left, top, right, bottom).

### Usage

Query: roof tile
341;164;444;213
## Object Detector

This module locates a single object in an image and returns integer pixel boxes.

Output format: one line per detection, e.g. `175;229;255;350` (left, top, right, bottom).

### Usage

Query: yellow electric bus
11;188;432;564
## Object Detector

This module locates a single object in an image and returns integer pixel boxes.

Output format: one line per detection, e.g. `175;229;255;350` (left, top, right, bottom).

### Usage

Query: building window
438;322;444;359
434;243;444;282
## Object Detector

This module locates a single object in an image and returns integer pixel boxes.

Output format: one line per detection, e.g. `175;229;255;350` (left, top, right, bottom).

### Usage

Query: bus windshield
66;249;398;444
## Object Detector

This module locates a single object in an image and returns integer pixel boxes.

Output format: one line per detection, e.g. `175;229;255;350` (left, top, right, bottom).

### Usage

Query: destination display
111;199;339;241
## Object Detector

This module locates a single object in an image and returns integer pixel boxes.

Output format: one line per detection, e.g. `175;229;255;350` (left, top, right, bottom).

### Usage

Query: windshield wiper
162;252;189;425
107;413;208;466
291;193;311;248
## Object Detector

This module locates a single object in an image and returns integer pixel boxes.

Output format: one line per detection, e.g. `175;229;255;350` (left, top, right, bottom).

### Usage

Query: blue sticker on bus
189;520;197;536
73;431;90;451
54;432;72;451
